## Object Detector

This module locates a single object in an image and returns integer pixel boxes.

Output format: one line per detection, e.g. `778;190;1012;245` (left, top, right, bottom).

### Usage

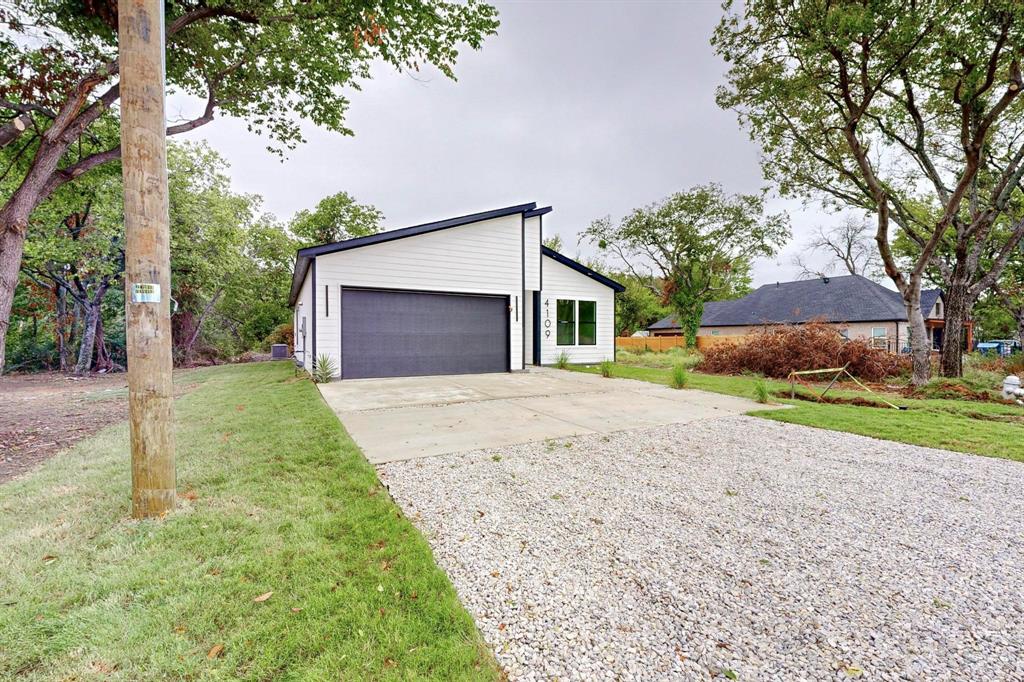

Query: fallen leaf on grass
384;658;397;669
379;560;392;572
181;490;198;501
253;591;273;603
291;607;302;613
207;644;224;659
42;555;57;565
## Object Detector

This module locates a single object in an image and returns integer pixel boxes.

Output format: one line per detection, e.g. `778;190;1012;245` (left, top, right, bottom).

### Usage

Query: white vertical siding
539;255;616;365
313;213;525;374
524;216;540;290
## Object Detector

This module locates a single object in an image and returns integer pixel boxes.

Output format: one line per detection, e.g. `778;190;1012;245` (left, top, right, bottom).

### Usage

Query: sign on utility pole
119;0;176;518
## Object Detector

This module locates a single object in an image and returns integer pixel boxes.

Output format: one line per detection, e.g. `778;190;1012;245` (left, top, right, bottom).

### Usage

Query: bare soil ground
0;372;128;483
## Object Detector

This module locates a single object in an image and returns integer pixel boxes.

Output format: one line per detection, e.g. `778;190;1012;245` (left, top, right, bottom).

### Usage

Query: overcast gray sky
183;0;842;285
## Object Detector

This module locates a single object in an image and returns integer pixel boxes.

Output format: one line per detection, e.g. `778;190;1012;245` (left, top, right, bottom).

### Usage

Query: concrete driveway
318;368;772;463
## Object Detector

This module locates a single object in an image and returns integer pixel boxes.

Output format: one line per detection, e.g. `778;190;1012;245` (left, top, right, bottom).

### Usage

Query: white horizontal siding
313;214;525;375
539;255;615;365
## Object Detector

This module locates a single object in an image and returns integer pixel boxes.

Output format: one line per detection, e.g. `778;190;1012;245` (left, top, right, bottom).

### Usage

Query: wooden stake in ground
119;0;176;518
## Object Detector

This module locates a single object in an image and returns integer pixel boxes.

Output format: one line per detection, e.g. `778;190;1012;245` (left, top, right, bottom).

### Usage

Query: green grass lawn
572;363;1024;462
0;362;498;681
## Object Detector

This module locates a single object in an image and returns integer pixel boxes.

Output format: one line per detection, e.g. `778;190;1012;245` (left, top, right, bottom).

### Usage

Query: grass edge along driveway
570;364;1024;463
0;362;500;681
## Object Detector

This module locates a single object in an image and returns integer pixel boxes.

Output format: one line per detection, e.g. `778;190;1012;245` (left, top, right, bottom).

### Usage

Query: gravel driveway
378;416;1024;681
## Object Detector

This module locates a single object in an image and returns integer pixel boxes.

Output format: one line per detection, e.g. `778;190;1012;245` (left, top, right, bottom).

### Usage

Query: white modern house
288;202;624;379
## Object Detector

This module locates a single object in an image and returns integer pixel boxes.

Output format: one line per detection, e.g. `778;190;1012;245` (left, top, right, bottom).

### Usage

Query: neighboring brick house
647;275;970;352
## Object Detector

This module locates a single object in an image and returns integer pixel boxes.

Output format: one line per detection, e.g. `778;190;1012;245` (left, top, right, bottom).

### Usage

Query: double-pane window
556;299;575;345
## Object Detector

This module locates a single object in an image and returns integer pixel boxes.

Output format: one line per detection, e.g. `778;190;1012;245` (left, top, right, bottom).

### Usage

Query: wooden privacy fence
695;335;748;351
616;336;687;352
616;335;753;353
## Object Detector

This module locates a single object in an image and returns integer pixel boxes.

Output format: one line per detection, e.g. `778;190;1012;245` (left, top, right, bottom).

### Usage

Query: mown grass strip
0;362;499;681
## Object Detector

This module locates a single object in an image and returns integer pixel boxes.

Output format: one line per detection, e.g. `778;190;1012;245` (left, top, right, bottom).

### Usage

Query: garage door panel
341;289;508;379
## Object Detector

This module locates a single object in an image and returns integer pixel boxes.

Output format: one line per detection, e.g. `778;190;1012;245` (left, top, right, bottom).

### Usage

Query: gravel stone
378;416;1024;681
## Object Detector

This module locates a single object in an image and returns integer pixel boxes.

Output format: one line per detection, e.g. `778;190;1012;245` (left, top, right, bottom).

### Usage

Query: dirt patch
0;372;129;483
774;389;896;409
904;380;1004;403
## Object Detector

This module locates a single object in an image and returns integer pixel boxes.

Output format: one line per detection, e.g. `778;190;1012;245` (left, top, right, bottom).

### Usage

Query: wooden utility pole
119;0;176;518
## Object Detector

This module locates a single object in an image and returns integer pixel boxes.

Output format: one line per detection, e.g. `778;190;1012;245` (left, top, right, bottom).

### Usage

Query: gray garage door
340;288;509;379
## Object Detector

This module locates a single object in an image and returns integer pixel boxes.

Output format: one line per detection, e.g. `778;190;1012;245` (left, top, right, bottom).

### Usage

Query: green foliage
2;1;500;154
614;277;671;336
0;363;499;679
599;359;613;378
290;191;384;247
584;184;788;346
753;377;770;404
7;141;297;371
542;234;564;252
670;364;689;389
311;353;338;383
713;0;1024;376
555;351;571;369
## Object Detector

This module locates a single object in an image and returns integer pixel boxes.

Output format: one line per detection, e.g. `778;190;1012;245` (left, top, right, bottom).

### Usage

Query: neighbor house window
871;327;887;338
578;301;597;345
556;299;575;345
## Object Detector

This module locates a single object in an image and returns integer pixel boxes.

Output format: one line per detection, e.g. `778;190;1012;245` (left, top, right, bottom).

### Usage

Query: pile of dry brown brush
698;322;910;382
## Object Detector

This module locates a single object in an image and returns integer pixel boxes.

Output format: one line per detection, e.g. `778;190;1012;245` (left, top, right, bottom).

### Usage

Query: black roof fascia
541;246;625;292
523;206;552;219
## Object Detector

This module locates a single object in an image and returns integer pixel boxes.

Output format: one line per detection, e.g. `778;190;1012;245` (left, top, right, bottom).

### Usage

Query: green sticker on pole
131;282;161;304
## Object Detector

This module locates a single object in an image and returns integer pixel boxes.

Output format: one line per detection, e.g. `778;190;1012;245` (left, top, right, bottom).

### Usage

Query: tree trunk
182;287;223;364
93;313;114;372
0;217;29;374
74;300;100;375
939;280;970;378
901;281;931;386
55;286;70;371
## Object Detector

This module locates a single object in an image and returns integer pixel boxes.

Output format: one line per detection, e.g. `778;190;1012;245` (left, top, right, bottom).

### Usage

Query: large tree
289;191;383;246
583;184;789;346
0;0;499;372
713;0;1024;383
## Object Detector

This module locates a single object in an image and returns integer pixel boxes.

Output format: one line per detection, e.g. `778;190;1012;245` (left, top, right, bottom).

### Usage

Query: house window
871;327;887;338
578;301;597;345
839;328;850;340
935;300;942;317
711;330;720;336
556;299;575;345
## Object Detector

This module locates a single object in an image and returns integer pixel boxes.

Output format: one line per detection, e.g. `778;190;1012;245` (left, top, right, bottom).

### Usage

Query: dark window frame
578;300;597;346
556;299;575;346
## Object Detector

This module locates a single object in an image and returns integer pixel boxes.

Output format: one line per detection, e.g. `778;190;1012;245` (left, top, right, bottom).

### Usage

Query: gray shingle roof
648;275;943;330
